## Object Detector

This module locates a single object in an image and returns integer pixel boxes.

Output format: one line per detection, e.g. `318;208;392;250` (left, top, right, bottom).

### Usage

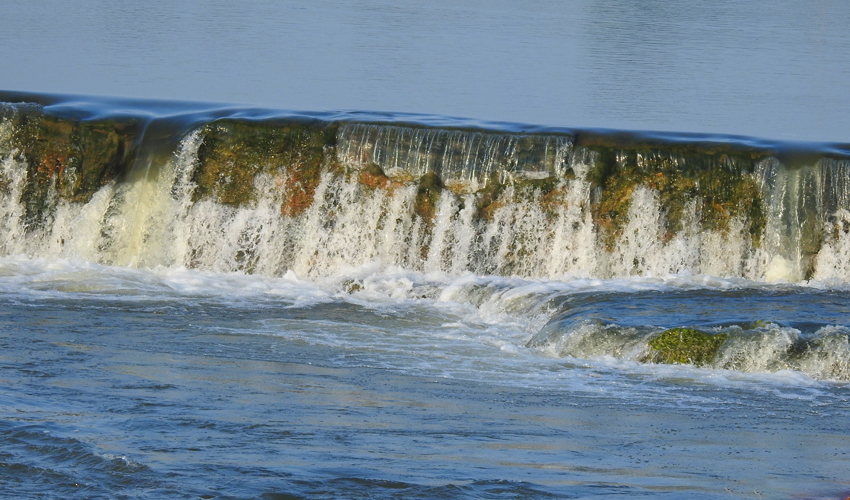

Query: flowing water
0;95;849;499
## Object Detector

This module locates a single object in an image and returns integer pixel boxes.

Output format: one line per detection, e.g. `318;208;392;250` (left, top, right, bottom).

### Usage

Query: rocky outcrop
1;104;141;229
644;328;728;366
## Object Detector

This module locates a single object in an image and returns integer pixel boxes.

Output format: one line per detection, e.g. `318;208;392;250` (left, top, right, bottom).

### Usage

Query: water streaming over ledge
2;94;850;283
2;93;850;381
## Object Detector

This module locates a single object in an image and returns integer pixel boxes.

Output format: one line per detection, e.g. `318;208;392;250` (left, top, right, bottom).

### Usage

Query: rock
1;104;141;230
645;327;728;366
342;280;363;293
194;119;337;214
414;171;444;221
358;162;398;190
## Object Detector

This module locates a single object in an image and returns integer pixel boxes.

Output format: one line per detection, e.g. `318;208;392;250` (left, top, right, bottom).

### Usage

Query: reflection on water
1;1;849;141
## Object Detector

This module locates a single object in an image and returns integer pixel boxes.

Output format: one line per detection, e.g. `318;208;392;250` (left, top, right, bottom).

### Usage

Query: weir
2;97;850;283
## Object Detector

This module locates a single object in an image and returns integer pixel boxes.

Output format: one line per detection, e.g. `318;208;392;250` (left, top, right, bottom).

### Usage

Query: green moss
471;173;562;221
514;175;559;195
475;177;506;220
3;107;141;230
580;143;768;249
192;119;337;213
414;171;444;221
645;327;728;366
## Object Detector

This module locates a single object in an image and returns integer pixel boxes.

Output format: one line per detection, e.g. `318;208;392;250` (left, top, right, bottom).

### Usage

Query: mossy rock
645;327;728;366
473;174;562;221
2;106;141;230
414;171;444;221
358;162;399;190
475;177;506;220
511;174;559;196
193;119;337;213
581;143;767;250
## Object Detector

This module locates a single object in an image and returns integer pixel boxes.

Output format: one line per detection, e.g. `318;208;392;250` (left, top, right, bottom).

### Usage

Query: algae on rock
645;327;728;366
1;105;141;230
414;171;445;222
192;119;338;214
578;139;768;250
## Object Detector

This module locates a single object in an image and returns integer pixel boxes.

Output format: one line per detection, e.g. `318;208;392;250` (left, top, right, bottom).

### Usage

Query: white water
2;252;847;499
4;3;850;494
3;122;850;282
3;116;850;382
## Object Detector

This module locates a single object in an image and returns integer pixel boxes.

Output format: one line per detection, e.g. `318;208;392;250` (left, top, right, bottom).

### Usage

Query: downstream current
1;95;849;499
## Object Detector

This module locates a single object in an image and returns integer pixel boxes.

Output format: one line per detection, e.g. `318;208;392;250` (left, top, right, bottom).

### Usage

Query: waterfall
2;101;850;283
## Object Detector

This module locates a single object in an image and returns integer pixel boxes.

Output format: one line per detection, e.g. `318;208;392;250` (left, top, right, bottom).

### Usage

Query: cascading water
4;109;850;282
2;99;850;380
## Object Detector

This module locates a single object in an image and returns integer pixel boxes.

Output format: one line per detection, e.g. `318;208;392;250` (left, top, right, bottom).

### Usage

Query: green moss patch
583;144;767;250
2;106;141;229
193;120;338;214
645;327;728;366
414;171;444;221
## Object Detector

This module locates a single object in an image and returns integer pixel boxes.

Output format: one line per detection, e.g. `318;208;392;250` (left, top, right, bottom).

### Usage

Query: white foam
3;117;850;392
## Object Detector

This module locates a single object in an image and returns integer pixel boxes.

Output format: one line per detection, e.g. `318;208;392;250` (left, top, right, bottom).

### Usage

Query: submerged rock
341;279;364;293
645;327;728;366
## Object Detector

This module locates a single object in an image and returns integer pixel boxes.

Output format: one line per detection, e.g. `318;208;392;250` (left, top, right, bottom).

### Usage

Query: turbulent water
1;94;850;499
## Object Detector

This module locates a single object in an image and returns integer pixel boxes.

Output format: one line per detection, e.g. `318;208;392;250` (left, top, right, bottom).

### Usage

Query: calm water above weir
2;1;850;141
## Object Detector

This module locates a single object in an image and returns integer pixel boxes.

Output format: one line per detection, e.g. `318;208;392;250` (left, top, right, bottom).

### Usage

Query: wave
527;288;850;381
0;420;156;498
2;253;847;382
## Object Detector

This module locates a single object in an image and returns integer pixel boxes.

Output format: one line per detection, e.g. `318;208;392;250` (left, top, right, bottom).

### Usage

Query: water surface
2;1;849;141
2;3;850;497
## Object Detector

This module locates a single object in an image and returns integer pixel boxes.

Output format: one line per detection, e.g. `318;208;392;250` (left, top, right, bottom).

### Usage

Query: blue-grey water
2;1;850;141
2;2;850;499
2;261;849;499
